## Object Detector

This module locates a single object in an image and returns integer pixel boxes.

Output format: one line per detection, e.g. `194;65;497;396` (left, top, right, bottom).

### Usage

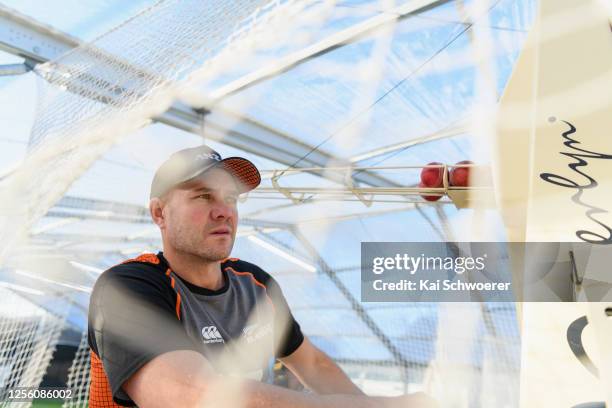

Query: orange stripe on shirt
175;291;182;320
164;268;181;320
167;273;182;320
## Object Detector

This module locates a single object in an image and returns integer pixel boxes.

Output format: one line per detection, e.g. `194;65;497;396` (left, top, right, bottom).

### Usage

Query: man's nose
210;201;233;220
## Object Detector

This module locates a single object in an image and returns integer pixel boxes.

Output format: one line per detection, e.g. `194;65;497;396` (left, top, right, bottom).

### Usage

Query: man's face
161;167;239;262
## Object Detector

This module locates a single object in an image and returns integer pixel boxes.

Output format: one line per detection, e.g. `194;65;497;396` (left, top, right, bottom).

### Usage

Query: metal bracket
442;163;449;191
343;167;373;207
271;170;306;204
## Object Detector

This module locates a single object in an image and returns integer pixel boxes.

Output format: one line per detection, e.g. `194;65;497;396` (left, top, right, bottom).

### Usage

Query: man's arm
123;350;437;408
279;337;363;395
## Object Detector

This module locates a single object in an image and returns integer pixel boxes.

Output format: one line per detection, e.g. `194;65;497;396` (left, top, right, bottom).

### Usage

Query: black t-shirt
88;253;303;407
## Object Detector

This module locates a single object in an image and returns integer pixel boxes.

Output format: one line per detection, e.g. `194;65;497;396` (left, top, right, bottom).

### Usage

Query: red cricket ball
420;162;444;187
419;181;442;202
449;160;473;187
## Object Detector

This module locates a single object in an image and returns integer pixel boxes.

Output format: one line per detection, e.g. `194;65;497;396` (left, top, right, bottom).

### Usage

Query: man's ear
149;197;166;228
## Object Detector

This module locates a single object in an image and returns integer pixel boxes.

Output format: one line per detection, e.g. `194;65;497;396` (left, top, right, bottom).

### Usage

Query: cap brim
215;157;261;193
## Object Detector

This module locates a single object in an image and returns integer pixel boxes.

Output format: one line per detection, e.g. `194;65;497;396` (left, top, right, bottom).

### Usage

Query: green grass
30;400;65;408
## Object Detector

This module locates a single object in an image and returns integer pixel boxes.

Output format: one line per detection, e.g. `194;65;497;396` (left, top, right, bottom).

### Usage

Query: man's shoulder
222;257;273;285
94;253;170;291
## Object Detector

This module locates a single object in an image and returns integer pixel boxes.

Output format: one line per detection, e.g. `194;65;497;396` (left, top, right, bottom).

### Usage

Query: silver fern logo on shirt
242;322;272;344
201;326;224;344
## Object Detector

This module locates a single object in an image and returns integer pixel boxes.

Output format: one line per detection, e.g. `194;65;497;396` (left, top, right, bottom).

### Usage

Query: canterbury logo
201;326;224;344
195;152;221;161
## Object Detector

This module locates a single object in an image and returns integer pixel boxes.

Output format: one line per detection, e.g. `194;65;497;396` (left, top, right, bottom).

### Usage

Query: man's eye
197;194;211;200
226;196;238;204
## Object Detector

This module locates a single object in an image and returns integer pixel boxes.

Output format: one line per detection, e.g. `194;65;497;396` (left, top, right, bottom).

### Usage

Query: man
88;145;436;407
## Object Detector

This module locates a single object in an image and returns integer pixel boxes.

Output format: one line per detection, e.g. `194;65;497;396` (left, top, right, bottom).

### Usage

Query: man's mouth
209;227;231;236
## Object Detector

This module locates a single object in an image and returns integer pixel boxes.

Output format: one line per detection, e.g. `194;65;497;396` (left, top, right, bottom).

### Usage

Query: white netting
0;1;336;405
0;1;336;404
62;330;90;408
424;302;520;408
0;0;323;263
0;288;68;408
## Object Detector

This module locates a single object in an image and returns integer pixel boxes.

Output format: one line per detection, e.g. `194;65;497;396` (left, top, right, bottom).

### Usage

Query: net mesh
424;303;520;407
0;0;321;404
62;330;90;408
0;0;318;263
0;288;68;408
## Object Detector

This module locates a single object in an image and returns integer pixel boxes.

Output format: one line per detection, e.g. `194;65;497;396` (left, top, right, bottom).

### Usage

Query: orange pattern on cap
219;158;261;192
